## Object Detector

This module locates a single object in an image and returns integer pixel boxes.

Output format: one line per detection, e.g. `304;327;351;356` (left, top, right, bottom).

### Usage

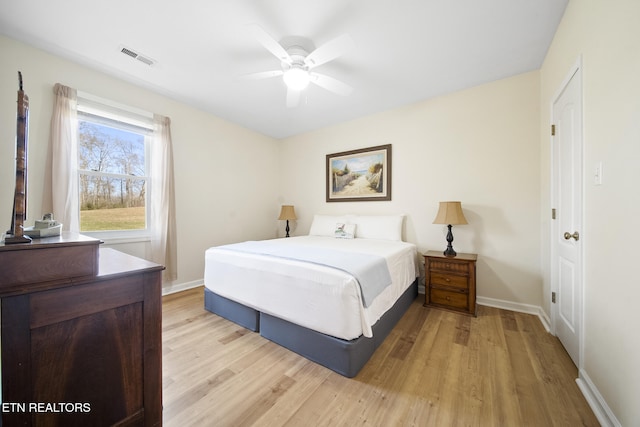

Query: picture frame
326;144;391;202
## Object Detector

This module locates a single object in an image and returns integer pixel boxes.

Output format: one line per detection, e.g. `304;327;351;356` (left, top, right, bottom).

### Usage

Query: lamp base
285;220;290;238
443;247;457;257
443;224;457;257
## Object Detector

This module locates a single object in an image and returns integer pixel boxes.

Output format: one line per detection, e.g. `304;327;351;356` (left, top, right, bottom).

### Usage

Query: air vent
120;47;138;58
119;46;156;66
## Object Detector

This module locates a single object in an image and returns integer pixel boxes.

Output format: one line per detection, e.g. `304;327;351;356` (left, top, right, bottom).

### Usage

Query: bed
203;214;419;377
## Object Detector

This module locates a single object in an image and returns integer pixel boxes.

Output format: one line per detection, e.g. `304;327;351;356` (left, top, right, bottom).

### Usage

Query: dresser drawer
430;260;470;275
430;288;468;310
430;272;468;290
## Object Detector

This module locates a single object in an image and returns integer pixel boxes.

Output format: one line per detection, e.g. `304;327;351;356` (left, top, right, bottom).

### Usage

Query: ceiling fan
243;25;355;108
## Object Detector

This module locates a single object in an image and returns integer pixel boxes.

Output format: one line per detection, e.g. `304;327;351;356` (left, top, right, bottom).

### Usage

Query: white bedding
204;235;418;340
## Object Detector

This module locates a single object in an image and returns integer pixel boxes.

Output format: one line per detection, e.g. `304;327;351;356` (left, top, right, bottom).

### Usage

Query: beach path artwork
327;145;391;201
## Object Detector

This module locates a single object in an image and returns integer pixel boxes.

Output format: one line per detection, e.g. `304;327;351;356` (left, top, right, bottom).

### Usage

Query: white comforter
204;236;418;340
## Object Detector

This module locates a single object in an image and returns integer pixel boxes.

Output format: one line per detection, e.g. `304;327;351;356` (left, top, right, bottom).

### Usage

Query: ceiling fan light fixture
283;67;310;91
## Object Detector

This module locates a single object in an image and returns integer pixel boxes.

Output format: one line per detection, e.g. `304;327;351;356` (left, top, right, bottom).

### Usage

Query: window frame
76;92;154;242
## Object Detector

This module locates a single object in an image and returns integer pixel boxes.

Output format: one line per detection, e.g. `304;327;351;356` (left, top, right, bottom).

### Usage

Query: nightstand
424;250;477;316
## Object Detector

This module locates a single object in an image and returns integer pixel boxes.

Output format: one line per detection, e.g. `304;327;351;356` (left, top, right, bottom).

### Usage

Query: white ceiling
0;0;568;139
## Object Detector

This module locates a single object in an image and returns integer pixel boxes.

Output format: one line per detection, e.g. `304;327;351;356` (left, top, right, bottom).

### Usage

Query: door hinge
551;208;556;220
552;292;556;303
551;124;556;136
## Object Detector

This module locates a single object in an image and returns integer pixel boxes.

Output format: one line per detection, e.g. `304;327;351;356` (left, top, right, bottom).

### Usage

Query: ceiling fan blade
286;88;301;108
310;72;353;96
304;34;354;69
239;70;283;80
248;24;291;64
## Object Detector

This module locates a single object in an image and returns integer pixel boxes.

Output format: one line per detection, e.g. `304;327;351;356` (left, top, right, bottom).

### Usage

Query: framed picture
326;144;391;202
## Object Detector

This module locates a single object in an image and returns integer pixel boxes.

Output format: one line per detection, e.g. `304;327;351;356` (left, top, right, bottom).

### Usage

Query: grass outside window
80;206;146;231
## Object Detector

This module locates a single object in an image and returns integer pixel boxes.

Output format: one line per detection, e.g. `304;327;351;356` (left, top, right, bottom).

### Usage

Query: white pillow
354;215;404;241
334;223;356;239
309;215;349;237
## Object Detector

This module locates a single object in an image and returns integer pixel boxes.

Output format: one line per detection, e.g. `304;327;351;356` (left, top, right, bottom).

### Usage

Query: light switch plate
594;161;603;185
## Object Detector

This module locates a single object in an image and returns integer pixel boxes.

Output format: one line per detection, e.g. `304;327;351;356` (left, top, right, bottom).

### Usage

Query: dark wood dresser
424;250;477;316
0;233;164;426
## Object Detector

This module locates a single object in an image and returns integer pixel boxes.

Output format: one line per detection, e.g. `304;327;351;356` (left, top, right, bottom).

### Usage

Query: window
51;84;176;280
77;94;153;237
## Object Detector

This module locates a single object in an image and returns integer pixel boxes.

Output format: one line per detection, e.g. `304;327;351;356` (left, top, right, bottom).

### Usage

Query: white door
551;65;583;367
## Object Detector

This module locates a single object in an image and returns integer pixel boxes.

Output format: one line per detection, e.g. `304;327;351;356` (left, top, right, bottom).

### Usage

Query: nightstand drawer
430;260;470;275
430;272;468;290
430;289;468;310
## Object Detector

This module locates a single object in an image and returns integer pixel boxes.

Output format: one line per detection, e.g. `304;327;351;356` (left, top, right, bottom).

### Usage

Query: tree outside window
78;118;149;232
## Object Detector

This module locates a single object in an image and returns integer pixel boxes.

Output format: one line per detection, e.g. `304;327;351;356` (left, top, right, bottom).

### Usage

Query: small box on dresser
424;250;477;316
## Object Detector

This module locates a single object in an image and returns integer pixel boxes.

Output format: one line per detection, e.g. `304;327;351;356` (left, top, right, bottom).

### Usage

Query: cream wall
539;0;640;425
280;71;542;308
0;35;281;291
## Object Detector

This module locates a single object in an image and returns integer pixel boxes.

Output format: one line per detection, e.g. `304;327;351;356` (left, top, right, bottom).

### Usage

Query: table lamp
278;205;297;237
433;201;468;257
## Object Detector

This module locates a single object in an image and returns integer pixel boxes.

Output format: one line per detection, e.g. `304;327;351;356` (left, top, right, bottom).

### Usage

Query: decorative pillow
309;215;349;237
334;223;356;239
354;214;405;241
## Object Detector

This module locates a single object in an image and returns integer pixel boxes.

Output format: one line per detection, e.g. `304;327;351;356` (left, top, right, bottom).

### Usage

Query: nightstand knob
445;278;451;282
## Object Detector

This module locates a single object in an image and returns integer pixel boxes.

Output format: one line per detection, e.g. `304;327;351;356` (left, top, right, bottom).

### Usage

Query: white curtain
50;83;80;232
150;114;178;282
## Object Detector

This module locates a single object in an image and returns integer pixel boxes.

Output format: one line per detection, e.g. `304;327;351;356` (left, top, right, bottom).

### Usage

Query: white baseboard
162;279;203;296
476;296;551;332
576;370;621;427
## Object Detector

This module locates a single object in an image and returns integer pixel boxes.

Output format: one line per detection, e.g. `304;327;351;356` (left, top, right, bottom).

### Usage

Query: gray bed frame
204;278;418;378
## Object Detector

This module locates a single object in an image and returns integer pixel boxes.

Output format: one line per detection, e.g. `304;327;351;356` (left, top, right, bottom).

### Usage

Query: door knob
563;231;580;241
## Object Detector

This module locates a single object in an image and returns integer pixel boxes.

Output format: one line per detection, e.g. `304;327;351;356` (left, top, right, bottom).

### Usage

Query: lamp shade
278;205;297;221
433;201;468;225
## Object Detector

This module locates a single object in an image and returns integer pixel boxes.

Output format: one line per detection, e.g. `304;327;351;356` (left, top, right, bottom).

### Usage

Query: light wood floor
162;287;599;426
